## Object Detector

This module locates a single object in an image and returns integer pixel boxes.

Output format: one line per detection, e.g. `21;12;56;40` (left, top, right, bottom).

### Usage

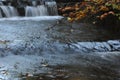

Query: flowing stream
0;17;120;80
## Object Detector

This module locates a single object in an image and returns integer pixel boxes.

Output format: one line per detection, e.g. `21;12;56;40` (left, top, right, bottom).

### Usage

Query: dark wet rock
48;21;120;42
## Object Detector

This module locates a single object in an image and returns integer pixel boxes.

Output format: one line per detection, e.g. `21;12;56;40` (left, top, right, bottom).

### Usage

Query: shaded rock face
17;7;25;16
96;14;120;30
48;20;120;42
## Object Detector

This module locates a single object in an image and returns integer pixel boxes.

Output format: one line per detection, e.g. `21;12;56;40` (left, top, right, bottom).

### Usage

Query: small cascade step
0;1;58;18
45;1;58;15
0;6;18;17
25;5;48;17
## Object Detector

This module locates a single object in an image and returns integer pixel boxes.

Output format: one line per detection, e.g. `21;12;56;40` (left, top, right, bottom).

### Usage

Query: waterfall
0;6;18;17
0;1;58;18
8;6;18;17
45;1;58;15
37;5;48;16
25;5;48;17
0;6;11;17
25;6;38;17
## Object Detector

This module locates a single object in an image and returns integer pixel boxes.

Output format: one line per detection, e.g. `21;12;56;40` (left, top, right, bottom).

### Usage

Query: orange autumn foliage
60;0;120;22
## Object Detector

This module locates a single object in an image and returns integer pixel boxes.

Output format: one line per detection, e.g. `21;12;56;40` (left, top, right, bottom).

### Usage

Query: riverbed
0;16;120;80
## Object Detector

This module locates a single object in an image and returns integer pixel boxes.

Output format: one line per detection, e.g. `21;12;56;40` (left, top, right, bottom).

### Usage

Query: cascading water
25;1;58;17
0;1;58;17
0;6;11;17
0;6;18;17
25;6;38;17
45;1;58;15
25;5;48;17
37;5;48;16
8;6;18;17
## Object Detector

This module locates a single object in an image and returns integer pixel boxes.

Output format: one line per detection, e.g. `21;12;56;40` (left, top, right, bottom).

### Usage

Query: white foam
0;16;63;21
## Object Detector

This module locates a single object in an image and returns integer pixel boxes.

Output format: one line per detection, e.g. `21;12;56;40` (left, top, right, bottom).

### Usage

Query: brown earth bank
57;1;120;29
